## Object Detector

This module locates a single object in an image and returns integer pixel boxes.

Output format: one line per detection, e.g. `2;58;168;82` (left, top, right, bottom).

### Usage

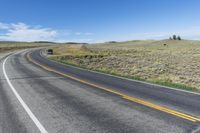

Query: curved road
0;49;200;133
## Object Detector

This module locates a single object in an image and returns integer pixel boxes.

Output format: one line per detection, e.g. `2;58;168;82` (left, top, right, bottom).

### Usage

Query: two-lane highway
0;49;200;133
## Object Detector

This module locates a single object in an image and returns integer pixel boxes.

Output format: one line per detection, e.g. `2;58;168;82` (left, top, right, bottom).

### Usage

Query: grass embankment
49;40;200;93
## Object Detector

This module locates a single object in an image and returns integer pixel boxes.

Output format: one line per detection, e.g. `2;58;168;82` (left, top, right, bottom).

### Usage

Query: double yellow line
27;52;200;123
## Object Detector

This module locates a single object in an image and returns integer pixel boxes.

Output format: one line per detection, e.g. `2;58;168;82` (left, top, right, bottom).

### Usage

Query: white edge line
39;49;200;96
2;54;48;133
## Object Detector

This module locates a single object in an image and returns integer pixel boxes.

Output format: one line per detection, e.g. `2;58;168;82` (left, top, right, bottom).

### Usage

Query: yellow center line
27;52;200;123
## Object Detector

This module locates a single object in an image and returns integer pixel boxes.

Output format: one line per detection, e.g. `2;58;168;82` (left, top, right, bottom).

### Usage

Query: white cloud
75;32;81;35
75;32;93;36
175;27;200;40
0;22;57;42
1;22;200;43
116;27;200;41
0;22;95;42
84;32;93;35
0;22;9;29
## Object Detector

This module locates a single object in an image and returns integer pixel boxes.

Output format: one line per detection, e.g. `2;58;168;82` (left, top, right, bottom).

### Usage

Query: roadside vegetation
49;40;200;92
0;41;51;53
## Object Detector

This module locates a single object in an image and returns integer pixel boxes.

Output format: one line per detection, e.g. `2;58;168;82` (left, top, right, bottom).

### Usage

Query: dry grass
50;44;91;55
50;40;200;91
0;42;51;53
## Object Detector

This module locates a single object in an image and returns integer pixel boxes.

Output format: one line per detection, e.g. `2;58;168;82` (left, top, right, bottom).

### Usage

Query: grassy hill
49;40;200;92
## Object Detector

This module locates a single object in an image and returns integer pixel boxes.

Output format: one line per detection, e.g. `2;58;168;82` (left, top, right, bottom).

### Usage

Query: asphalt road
0;49;200;133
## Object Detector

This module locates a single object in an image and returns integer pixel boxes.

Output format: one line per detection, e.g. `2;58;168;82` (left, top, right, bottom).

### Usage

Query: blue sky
0;0;200;42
